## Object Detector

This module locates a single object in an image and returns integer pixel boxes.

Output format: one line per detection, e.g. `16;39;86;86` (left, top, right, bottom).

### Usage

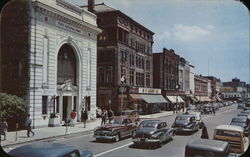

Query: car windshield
231;119;246;123
139;122;156;128
110;119;122;125
216;130;241;137
176;116;189;121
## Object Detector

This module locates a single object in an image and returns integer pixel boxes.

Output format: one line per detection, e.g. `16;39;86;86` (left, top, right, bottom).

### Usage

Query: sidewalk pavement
1;110;183;148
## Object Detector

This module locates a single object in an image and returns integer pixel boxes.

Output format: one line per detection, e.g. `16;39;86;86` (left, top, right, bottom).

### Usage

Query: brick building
85;2;167;114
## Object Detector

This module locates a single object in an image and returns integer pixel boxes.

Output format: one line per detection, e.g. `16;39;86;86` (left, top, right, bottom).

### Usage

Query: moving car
94;116;137;142
121;110;140;124
171;114;199;133
183;110;203;128
213;124;249;155
132;120;174;147
8;142;92;157
185;139;235;157
230;116;250;136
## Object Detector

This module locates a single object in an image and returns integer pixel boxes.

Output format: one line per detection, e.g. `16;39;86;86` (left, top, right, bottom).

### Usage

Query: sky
68;0;249;83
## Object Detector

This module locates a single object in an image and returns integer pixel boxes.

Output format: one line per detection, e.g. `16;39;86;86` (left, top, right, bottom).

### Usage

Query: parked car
237;103;244;109
8;142;92;157
93;116;137;142
240;110;250;115
237;113;250;121
121;110;140;124
185;139;234;157
213;124;249;155
230;116;250;136
243;103;250;110
132;120;174;147
202;104;213;114
171;114;199;133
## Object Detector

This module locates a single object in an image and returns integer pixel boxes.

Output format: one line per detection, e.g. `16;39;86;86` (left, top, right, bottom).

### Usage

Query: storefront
120;87;168;114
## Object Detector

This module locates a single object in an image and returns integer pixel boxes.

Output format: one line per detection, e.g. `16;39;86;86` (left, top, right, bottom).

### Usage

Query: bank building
0;0;101;128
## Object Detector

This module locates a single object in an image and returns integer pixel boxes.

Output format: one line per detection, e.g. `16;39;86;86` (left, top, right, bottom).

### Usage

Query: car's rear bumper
132;138;160;144
174;127;194;132
94;135;116;140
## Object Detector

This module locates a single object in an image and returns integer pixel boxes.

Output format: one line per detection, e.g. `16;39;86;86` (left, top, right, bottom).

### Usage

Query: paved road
5;105;239;157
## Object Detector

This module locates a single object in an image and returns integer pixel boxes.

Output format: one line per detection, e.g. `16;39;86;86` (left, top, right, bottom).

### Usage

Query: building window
106;66;113;83
42;96;48;114
146;73;150;87
98;67;105;84
130;69;134;86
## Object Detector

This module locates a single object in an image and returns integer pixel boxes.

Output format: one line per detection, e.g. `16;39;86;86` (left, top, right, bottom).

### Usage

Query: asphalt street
5;105;240;157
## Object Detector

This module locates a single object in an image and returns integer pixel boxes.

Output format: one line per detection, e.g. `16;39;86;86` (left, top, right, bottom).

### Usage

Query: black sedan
131;120;174;147
230;116;250;136
8;142;92;157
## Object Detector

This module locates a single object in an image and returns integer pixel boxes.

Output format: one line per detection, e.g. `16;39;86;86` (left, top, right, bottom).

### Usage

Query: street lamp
120;75;126;114
175;84;179;114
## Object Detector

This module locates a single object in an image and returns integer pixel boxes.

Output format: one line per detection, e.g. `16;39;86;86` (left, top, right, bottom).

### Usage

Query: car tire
114;133;120;142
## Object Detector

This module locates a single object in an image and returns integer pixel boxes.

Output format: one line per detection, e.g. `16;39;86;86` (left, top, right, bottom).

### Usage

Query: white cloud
173;24;212;41
156;31;171;40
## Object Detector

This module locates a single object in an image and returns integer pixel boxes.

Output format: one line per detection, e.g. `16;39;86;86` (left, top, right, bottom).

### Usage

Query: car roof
140;119;164;124
177;114;194;118
215;124;244;132
113;116;130;120
232;116;247;120
8;142;77;157
186;139;228;153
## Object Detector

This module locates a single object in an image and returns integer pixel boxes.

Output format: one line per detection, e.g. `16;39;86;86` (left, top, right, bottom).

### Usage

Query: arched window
57;44;77;85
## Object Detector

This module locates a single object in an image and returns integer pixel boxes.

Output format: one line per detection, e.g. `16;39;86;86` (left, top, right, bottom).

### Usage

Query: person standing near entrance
0;119;8;140
25;114;34;137
81;109;88;128
70;109;77;127
101;109;107;125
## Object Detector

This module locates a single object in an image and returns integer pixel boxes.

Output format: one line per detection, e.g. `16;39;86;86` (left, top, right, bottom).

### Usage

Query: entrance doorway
63;96;68;122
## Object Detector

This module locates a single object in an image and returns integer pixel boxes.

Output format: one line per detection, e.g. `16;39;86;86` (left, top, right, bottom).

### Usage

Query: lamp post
175;84;179;114
120;75;125;114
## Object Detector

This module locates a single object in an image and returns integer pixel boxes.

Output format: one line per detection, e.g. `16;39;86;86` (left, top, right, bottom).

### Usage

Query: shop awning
129;94;168;103
190;96;198;102
166;96;185;103
215;95;223;102
197;96;212;102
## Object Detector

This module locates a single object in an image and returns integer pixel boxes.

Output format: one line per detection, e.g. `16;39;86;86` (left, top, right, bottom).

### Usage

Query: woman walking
81;109;88;128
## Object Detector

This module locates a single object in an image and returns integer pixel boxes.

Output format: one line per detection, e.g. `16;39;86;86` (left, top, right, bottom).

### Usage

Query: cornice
32;1;102;35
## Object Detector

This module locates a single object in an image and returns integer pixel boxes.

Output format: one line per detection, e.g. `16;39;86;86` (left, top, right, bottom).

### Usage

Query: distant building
203;76;222;101
84;2;167;114
194;75;212;102
153;48;185;110
1;0;101;127
221;78;250;100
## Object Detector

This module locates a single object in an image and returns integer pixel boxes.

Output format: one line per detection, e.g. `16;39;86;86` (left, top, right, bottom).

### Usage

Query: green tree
0;93;28;130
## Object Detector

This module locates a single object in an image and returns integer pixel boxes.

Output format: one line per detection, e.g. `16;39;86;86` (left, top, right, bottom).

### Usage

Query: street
4;105;239;157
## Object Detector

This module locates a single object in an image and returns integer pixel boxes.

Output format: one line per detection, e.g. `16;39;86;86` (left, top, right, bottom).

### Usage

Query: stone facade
1;0;101;128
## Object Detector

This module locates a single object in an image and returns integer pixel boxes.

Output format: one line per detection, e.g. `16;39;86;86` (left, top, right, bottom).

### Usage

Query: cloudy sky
68;0;249;83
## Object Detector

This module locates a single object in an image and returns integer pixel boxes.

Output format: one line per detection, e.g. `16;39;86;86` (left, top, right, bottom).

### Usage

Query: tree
0;93;28;130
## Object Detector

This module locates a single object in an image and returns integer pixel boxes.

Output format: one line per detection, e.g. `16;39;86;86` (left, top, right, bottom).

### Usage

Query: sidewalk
0;110;183;148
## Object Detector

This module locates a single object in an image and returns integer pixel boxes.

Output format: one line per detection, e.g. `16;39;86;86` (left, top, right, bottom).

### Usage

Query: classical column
59;96;63;123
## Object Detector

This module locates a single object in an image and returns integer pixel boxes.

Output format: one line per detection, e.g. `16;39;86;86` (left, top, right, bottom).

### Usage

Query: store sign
56;21;82;34
138;88;161;94
220;87;235;92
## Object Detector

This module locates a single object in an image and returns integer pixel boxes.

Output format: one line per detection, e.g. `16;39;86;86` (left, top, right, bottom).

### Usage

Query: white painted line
94;142;133;157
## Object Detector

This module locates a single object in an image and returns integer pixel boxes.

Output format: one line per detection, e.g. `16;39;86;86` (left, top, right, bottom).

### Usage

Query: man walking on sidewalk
25;114;34;137
81;109;88;128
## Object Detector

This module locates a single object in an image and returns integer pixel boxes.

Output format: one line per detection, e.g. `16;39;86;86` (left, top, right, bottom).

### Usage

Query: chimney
88;0;95;13
163;47;167;52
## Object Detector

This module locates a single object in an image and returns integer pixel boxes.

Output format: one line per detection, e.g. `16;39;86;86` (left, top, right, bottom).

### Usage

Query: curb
2;129;94;149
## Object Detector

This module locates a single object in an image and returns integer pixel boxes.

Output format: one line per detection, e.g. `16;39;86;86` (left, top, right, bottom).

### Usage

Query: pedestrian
0;119;8;140
212;107;216;116
25;114;34;137
70;109;77;127
81;109;88;128
108;109;114;124
173;104;176;114
201;123;209;139
101;109;107;126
